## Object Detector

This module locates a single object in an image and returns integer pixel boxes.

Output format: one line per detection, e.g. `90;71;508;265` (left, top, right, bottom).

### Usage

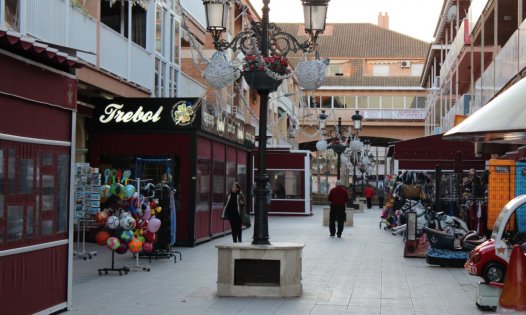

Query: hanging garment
170;190;177;245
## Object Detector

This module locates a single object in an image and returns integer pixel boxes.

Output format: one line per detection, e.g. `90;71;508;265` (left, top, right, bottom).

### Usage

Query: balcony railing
467;0;490;35
439;19;469;82
25;0;153;91
472;19;526;112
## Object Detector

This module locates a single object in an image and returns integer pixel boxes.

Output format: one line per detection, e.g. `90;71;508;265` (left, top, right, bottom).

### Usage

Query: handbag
401;185;422;200
242;212;251;228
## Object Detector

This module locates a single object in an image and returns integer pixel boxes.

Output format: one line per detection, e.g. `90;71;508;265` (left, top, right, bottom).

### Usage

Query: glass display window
268;170;304;200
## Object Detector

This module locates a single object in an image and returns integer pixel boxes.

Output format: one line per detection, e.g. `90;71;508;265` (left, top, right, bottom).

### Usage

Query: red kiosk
252;146;312;216
0;30;83;314
89;99;256;246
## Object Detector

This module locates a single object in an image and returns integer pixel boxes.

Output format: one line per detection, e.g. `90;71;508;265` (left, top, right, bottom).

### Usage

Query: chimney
378;12;389;29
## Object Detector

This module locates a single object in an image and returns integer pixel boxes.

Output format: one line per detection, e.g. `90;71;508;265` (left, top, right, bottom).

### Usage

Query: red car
465;195;526;283
464;239;508;283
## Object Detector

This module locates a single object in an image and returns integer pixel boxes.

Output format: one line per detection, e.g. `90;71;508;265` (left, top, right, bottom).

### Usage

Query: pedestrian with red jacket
364;185;376;209
328;180;348;238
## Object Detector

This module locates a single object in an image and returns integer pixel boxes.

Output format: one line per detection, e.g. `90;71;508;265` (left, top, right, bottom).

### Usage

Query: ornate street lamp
203;0;330;246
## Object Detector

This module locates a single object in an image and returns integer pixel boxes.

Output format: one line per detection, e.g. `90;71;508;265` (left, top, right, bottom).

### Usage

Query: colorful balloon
106;237;121;251
148;217;161;233
143;207;151;220
120;216;136;230
137;235;146;244
100;185;112;199
124;184;136;199
115;242;128;255
142;242;154;253
95;230;110;245
95;211;108;225
120;229;134;243
128;238;142;253
144;230;156;242
106;216;120;229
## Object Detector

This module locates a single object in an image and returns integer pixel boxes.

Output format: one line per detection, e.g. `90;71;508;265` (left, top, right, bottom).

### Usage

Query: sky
249;0;445;42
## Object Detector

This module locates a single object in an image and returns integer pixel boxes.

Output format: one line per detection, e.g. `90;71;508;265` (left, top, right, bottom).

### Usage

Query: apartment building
422;0;526;157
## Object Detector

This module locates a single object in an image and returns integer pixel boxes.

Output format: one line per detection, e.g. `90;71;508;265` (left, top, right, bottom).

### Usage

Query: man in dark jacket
328;180;348;238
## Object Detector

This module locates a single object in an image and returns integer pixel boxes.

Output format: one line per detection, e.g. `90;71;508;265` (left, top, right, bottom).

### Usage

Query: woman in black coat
221;182;246;242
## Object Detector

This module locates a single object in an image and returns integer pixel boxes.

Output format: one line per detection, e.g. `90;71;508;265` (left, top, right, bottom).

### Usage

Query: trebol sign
93;98;199;131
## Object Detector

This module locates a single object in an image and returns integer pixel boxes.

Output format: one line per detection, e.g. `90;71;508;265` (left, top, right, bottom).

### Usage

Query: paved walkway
65;205;490;315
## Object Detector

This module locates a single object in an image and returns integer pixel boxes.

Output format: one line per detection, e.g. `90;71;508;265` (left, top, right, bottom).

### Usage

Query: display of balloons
100;185;112;199
106;237;121;251
106;215;120;229
148;217;161;233
95;211;108;225
115;242;128;255
120;215;136;230
120;229;134;243
142;242;154;253
128;238;142;253
95;231;110;245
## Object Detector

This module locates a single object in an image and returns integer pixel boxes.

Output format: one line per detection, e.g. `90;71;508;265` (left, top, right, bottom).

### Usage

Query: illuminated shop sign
200;106;255;146
93;98;199;131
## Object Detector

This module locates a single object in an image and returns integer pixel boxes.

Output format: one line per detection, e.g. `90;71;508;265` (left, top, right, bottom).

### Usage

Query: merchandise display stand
98;251;130;276
74;163;100;260
135;158;182;264
139;182;182;264
74;219;97;260
124;178;151;272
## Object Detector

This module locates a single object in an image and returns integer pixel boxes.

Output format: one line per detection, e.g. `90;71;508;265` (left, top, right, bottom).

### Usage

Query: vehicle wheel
482;262;506;283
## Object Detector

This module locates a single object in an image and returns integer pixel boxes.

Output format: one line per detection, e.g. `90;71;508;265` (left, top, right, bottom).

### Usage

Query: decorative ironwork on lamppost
203;0;330;245
317;110;348;180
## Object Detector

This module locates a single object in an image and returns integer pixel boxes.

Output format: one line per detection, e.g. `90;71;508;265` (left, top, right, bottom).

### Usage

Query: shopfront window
268;170;303;199
226;160;236;192
0;141;70;250
212;160;225;204
196;158;210;212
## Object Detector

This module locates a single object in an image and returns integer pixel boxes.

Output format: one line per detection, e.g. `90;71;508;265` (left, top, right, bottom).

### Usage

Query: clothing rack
139;182;182;263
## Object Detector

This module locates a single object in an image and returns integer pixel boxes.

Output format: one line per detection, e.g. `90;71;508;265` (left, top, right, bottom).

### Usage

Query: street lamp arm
212;22;315;55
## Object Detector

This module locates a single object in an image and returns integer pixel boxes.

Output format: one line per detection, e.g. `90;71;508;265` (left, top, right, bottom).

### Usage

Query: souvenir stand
94;168;164;275
89;97;255;246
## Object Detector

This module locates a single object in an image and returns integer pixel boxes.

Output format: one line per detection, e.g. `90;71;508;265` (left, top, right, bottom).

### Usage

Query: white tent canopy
444;76;526;144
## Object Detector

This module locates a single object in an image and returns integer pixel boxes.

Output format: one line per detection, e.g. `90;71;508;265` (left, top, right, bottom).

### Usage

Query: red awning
392;134;487;170
0;26;84;69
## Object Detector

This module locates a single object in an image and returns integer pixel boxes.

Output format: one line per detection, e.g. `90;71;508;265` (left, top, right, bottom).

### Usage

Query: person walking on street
222;182;246;242
328;180;348;238
377;186;385;208
364;185;376;209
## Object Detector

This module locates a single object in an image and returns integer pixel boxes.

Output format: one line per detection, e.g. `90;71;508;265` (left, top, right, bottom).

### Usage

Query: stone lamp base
216;242;304;297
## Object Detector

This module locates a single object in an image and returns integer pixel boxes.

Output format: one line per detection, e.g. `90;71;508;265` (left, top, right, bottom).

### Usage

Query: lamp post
348;111;363;204
318;110;363;181
203;0;330;245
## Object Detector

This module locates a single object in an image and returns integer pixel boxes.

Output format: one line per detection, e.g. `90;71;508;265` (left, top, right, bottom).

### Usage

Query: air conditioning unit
400;60;411;68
